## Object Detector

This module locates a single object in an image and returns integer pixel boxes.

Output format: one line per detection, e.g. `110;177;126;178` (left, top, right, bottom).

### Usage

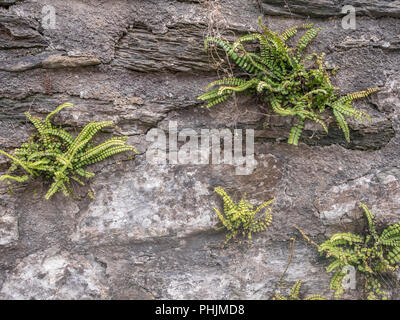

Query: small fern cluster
198;18;379;145
273;280;326;300
213;186;273;245
0;103;138;199
317;204;400;300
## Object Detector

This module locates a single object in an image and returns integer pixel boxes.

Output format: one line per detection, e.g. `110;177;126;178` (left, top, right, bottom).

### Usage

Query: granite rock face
0;0;399;300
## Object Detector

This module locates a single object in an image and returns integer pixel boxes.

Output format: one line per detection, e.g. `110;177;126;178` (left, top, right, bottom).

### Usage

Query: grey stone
0;194;18;246
315;167;400;235
0;13;44;49
0;247;109;299
262;0;400;18
0;51;101;72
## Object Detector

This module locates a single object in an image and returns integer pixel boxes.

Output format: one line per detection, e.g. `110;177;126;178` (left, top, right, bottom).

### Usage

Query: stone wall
0;0;399;299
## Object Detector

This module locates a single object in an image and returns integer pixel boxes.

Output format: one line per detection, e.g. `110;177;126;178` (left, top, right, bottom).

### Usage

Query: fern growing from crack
297;203;400;300
0;103;138;199
198;18;379;145
213;186;273;245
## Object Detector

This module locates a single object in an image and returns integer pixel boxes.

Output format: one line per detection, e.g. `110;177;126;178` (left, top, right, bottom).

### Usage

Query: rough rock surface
261;0;400;18
0;0;399;300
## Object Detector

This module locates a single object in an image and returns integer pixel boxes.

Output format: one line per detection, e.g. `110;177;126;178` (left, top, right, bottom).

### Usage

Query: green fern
298;203;400;300
213;187;273;245
288;117;304;146
273;280;326;300
0;103;138;199
198;18;379;145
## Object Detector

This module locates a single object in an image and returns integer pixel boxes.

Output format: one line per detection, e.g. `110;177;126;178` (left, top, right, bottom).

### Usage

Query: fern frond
281;26;299;41
359;203;378;240
45;179;65;200
25;112;51;145
217;79;258;96
330;270;345;298
297;28;321;51
288;118;304;146
45;102;74;126
380;222;400;245
204;94;232;109
215;187;236;215
214;187;273;245
75;168;95;178
273;279;326;300
25;112;45;134
387;246;400;265
254;199;274;214
257;17;287;52
333;109;350;142
334;103;371;122
270;98;297;116
281;23;313;41
0;174;29;182
204;37;232;53
290;280;302;299
198;89;220;101
67;121;114;157
0;150;33;175
43;129;75;146
77;145;137;168
305;294;327;300
205;37;260;74
232;34;257;49
198;21;380;145
78;137;128;162
272;294;287;300
205;77;248;91
256;80;281;93
1;104;137;199
60;180;72;197
323;232;364;246
339;88;380;104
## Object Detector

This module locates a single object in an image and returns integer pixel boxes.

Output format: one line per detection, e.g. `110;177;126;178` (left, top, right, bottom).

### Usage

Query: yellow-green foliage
317;204;400;300
198;18;379;145
0;103;138;199
273;280;326;300
213;187;273;245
